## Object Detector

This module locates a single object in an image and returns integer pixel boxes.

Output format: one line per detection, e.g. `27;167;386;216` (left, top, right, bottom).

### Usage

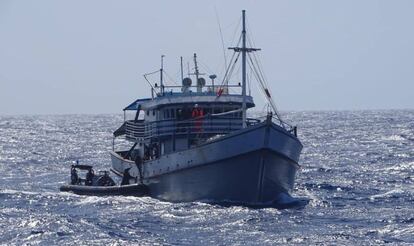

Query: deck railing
125;115;260;142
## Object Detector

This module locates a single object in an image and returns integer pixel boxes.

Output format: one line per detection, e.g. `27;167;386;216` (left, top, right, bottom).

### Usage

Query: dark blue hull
145;149;298;205
140;121;302;205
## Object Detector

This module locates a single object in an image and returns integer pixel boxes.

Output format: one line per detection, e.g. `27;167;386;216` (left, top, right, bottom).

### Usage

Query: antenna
214;7;228;69
193;53;200;93
160;55;165;95
180;56;184;83
190;53;206;93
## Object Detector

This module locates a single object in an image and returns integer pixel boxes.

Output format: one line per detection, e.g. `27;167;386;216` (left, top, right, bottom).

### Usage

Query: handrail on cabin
122;111;292;142
124;114;249;141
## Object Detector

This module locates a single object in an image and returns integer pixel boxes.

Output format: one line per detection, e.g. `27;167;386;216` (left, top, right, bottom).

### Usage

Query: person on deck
70;166;79;185
192;104;204;132
121;168;133;186
85;168;94;186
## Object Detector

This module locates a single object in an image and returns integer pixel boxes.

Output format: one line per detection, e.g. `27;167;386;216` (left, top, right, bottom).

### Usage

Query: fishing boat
109;10;304;207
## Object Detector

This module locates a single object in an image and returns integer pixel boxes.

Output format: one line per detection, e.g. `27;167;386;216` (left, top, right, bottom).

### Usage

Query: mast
229;10;260;128
241;10;247;128
193;53;201;93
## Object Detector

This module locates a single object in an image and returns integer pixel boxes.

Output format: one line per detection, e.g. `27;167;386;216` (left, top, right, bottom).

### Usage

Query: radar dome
182;77;192;87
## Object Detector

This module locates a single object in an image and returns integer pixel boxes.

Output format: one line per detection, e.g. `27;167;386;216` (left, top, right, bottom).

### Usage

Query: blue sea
0;110;413;245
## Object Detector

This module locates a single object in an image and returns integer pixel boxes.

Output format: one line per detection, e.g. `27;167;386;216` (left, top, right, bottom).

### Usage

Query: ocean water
0;110;413;245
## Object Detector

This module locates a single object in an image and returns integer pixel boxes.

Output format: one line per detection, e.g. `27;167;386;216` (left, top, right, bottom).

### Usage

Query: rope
219;49;240;88
214;7;228;69
247;52;283;122
143;70;161;94
245;19;285;124
163;70;179;86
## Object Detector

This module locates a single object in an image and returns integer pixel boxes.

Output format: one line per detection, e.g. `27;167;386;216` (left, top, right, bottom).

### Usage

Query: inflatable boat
59;164;149;197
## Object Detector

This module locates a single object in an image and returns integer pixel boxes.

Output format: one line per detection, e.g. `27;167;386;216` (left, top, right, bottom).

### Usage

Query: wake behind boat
61;10;307;208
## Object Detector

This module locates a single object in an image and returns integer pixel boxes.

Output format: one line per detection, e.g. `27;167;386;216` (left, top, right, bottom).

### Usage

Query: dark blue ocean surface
0;110;413;245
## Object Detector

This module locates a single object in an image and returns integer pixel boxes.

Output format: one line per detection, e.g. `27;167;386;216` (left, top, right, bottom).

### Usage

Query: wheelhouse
115;91;256;160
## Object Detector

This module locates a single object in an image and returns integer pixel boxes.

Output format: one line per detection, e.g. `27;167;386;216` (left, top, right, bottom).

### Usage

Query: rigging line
229;16;242;49
143;69;160;76
143;69;161;92
247;53;265;90
251;48;269;88
143;74;159;93
249;52;271;90
227;63;241;95
245;22;270;86
248;68;252;96
222;35;241;82
217;17;241;77
222;52;241;87
174;66;183;82
246;19;258;50
247;53;282;120
248;50;274;112
163;70;179;86
198;59;215;75
247;58;281;122
245;16;271;86
247;55;264;93
252;71;279;118
231;59;241;83
246;36;268;85
248;59;270;116
214;7;228;69
246;17;261;59
220;34;242;86
215;52;240;100
248;39;271;93
219;50;237;86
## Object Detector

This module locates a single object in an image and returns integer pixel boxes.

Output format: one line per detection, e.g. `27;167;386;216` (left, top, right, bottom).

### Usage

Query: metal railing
125;115;256;142
123;113;297;142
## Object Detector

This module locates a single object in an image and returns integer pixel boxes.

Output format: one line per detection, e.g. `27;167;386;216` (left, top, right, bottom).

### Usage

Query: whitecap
370;189;405;200
381;135;406;141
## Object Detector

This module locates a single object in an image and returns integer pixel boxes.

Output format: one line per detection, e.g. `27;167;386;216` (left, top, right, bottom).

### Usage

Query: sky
0;0;413;115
